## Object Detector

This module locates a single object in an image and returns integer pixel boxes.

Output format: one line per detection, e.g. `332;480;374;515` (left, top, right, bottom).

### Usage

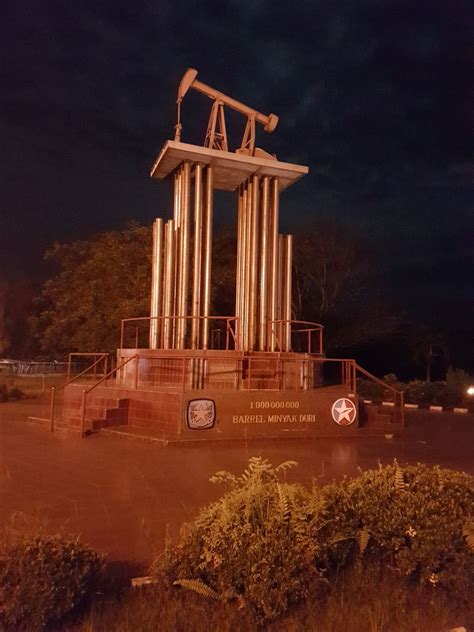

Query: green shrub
429;381;463;407
317;462;474;593
153;457;327;623
446;367;471;391
0;535;105;631
0;384;8;402
356;378;385;401
357;374;470;407
403;380;436;405
152;460;473;625
0;385;25;402
356;375;403;402
7;387;24;401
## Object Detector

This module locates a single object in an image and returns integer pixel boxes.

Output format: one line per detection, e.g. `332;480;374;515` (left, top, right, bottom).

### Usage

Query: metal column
191;164;203;349
248;175;259;350
177;161;191;349
258;176;270;351
202;165;213;350
269;178;279;351
149;218;164;349
162;219;176;349
283;234;293;351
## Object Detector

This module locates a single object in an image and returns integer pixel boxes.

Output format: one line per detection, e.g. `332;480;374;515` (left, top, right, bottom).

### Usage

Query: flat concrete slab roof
150;140;309;192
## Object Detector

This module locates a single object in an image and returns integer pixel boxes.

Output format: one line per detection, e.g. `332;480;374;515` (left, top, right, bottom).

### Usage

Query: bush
317;462;474;593
446;367;471;392
152;460;474;625
0;535;104;631
357;373;472;407
429;381;462;407
403;380;436;405
0;385;25;402
7;387;24;401
153;457;327;623
356;378;385;401
356;374;404;402
0;384;8;402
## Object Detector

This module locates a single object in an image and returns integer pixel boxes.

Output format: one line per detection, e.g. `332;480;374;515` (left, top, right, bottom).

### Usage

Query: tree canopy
31;223;151;357
31;220;400;358
293;221;400;352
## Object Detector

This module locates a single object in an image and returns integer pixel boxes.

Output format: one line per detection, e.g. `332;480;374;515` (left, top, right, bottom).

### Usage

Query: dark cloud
0;0;472;329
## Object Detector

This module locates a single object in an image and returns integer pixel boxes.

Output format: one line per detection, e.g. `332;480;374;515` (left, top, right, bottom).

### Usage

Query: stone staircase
63;393;130;433
90;398;130;431
358;400;404;434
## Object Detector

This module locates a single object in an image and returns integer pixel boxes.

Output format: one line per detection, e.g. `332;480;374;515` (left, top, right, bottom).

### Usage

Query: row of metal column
149;162;214;350
235;175;293;352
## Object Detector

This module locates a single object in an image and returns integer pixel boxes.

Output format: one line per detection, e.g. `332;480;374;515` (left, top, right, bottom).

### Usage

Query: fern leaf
274;460;298;474
173;578;219;600
394;463;406;491
330;532;352;544
463;519;474;552
357;529;370;557
210;470;237;487
276;483;291;522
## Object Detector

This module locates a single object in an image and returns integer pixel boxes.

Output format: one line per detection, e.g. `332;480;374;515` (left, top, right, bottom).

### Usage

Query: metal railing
79;354;137;437
60;352;404;437
269;319;324;354
113;351;356;393
50;353;108;432
120;315;239;350
355;362;405;427
120;315;323;355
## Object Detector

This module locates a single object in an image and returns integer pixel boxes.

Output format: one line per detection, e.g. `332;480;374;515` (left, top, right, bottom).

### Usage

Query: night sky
1;0;472;330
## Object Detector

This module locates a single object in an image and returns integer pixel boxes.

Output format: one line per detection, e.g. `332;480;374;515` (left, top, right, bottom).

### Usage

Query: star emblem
187;399;216;429
331;398;356;426
193;403;209;424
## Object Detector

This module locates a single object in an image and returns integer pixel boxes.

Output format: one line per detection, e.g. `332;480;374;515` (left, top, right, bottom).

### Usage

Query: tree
0;277;37;358
293;220;400;352
210;229;236;316
31;223;151;357
32;220;400;359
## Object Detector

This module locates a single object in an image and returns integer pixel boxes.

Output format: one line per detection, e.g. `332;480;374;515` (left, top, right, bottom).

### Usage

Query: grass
72;565;473;632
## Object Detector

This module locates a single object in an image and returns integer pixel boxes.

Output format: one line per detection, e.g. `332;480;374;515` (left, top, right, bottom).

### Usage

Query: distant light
467;386;474;396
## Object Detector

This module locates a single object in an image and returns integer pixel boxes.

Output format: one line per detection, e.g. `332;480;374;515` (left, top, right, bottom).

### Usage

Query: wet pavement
1;399;473;568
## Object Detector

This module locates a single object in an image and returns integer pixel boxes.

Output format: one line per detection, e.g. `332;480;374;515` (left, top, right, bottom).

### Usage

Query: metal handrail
355;362;405;427
269;319;324;354
50;353;108;432
79;354;137;437
67;352;109;382
71;352;404;436
120;315;240;350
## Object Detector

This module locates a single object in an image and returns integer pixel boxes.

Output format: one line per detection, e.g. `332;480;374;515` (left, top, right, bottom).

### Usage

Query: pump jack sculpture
58;69;405;440
174;68;278;158
148;68;308;357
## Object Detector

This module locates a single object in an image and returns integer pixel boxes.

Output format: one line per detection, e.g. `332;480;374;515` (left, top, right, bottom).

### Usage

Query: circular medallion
331;398;357;426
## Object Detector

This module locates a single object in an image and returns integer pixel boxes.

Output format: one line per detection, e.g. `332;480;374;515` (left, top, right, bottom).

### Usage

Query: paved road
1;399;473;569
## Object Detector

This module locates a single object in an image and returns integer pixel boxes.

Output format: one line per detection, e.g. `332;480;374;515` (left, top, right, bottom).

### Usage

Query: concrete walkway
1;399;473;568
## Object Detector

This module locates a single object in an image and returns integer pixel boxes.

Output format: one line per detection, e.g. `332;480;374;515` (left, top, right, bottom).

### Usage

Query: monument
60;69;404;440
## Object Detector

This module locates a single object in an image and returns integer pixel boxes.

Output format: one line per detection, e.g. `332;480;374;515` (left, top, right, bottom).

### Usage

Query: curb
361;401;471;415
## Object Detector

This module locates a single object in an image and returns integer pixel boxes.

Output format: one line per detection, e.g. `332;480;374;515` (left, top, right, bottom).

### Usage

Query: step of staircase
91;398;130;431
359;401;403;434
